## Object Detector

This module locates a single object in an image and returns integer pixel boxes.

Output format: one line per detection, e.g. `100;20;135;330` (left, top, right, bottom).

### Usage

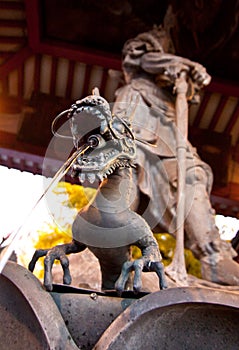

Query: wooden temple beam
0;46;33;79
0;19;27;28
25;0;121;70
33;54;41;91
224;101;239;135
208;95;229;131
0;131;45;156
0;19;26;28
24;0;40;49
0;96;24;113
30;41;121;71
1;77;9;95
50;57;58;95
17;63;24;98
0;36;26;44
0;51;14;58
192;91;211;128
206;79;239;98
0;1;24;10
100;68;110;97
82;65;92;97
65;60;75;100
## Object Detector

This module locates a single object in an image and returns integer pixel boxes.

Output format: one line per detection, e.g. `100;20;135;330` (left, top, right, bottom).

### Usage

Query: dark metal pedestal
1;262;239;350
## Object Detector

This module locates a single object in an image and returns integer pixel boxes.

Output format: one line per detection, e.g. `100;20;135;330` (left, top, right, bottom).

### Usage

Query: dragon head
67;91;136;184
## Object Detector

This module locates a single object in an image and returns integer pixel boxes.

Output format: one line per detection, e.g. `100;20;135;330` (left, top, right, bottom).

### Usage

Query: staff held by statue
143;52;211;284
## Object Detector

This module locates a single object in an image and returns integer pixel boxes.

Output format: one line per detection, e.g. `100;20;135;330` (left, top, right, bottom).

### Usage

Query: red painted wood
0;96;23;113
17;63;24;98
0;131;45;156
212;184;239;203
50;57;58;95
82;65;92;97
208;95;228;131
0;46;32;79
192;91;211;128
100;68;109;97
0;1;24;10
35;42;121;70
206;79;239;98
66;60;75;99
24;0;40;50
236;136;239;148
22;2;239;96
0;52;12;63
25;0;121;69
0;36;26;44
224;101;239;135
0;19;26;28
0;51;12;57
34;54;41;92
1;77;9;95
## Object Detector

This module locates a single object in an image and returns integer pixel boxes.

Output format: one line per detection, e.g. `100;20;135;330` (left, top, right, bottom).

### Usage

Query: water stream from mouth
0;145;89;274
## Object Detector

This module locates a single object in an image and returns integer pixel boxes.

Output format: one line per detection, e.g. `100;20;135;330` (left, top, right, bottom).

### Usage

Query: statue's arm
141;52;211;86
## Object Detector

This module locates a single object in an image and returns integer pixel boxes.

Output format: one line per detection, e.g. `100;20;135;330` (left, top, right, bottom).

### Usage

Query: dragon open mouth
67;93;136;184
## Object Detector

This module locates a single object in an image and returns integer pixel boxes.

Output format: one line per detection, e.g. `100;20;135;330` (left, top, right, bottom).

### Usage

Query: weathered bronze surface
94;287;239;350
29;92;167;294
0;262;78;350
1;262;239;350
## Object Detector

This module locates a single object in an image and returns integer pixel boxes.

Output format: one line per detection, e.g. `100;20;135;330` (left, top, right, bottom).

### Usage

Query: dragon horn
92;87;100;96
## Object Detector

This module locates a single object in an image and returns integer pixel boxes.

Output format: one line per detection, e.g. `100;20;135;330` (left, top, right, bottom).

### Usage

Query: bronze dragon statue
28;91;167;294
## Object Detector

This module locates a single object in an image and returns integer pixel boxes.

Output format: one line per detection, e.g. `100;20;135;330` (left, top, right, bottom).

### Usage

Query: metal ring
51;109;73;139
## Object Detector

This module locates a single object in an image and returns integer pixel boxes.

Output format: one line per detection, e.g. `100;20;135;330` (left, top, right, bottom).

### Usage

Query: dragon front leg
115;235;168;294
28;240;86;291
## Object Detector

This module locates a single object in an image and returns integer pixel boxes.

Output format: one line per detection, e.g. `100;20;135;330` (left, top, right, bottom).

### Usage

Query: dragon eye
87;135;100;148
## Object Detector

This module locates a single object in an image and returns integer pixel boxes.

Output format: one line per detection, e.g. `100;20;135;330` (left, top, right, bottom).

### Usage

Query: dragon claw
28;241;84;291
115;258;168;294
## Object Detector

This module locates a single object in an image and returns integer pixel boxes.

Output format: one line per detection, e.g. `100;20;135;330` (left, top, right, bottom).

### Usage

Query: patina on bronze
28;90;168;294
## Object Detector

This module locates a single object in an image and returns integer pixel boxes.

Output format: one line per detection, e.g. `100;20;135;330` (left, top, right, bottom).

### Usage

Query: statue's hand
141;52;189;81
141;52;211;88
190;62;211;87
115;258;167;295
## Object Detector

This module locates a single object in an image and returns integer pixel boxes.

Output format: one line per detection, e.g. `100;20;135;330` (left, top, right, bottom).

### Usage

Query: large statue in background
112;27;239;286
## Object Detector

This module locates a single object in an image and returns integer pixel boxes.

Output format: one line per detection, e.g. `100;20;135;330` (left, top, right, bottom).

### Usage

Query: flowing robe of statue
114;76;215;249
